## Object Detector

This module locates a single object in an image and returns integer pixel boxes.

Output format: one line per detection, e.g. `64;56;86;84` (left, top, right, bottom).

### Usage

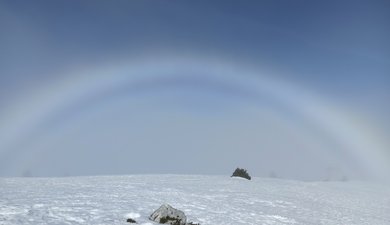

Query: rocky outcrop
231;167;251;180
149;204;186;225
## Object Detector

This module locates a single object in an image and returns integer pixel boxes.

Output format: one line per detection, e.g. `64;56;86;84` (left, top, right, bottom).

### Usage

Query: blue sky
0;1;389;180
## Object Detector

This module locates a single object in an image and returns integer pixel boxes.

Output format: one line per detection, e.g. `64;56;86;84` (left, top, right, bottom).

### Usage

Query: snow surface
1;175;389;225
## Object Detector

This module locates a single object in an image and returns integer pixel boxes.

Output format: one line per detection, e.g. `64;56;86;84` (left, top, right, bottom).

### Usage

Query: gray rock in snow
150;204;187;225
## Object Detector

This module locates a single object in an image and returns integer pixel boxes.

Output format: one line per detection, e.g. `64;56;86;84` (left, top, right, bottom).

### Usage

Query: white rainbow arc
0;55;389;179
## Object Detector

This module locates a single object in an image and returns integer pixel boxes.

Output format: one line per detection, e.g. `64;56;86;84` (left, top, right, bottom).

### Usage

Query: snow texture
0;175;389;225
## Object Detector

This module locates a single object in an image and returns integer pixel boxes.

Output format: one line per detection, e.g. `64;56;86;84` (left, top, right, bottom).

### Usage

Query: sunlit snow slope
1;175;389;225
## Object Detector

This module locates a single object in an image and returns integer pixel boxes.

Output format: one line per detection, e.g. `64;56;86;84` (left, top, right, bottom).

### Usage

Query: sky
0;0;389;181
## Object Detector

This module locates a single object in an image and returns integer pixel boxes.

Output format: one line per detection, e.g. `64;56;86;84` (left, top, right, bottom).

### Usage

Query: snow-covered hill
1;175;389;225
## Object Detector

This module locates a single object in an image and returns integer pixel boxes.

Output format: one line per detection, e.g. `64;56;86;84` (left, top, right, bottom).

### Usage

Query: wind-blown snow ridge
0;175;389;225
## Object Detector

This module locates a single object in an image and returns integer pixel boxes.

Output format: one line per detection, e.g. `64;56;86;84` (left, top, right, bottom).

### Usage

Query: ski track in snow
1;175;389;225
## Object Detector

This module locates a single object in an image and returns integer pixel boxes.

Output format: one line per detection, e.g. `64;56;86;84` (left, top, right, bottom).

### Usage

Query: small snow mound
125;212;141;219
231;176;250;181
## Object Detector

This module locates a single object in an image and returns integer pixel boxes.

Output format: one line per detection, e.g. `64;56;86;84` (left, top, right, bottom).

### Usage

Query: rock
149;204;187;225
126;218;137;223
231;167;251;180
